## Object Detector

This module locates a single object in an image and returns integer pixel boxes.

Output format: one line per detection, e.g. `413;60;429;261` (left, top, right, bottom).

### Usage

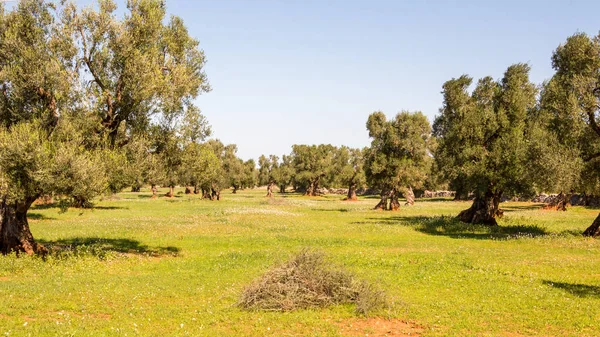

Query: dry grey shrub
238;249;386;315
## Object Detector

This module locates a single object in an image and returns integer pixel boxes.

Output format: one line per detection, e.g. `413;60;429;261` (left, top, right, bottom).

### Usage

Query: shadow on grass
355;215;548;240
27;212;56;220
502;204;545;212
415;197;456;202
543;280;600;298
312;208;351;212
39;237;180;258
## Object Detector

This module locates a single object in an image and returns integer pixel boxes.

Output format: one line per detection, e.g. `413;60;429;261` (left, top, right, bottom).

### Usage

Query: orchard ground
1;188;599;337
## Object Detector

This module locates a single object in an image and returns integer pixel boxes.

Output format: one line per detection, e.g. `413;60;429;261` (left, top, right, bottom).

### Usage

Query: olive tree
543;33;600;236
290;144;337;196
433;64;538;225
365;111;432;210
335;147;366;201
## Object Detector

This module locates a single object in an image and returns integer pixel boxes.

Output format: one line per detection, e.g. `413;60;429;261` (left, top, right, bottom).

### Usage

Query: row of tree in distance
2;0;600;256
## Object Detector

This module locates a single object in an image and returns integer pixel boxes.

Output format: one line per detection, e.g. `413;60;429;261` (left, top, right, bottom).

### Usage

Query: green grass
1;188;599;336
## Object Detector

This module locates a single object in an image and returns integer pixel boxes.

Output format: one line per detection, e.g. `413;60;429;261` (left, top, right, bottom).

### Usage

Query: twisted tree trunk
545;191;570;211
404;186;415;206
185;186;192;194
583;213;600;237
346;182;358;201
279;184;286;193
0;197;47;255
374;189;400;210
165;186;174;198
151;185;158;199
457;189;503;225
266;182;274;197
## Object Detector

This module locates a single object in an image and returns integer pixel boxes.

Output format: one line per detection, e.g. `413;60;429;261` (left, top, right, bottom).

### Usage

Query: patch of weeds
238;249;386;316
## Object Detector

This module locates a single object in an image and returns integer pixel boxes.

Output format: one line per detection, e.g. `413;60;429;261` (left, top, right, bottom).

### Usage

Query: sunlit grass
1;188;599;336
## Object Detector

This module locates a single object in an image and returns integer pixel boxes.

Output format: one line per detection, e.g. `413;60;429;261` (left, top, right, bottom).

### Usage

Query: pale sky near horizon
73;0;600;160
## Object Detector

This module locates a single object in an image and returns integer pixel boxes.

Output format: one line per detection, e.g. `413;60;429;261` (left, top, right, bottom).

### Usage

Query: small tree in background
259;155;279;197
336;147;366;201
291;144;337;196
272;155;294;194
365;111;432;210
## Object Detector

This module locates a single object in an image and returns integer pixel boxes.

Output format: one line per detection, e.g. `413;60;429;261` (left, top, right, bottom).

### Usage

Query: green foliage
290;144;337;194
365;111;432;193
335;146;366;190
0;122;108;208
541;33;600;195
433;64;538;198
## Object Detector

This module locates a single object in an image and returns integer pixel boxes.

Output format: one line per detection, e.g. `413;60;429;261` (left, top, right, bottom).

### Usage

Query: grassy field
1;188;599;336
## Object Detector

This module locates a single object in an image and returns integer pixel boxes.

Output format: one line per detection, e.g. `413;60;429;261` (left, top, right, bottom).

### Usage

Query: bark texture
185;186;192;194
345;183;358;201
165;186;174;198
374;189;400;210
457;189;503;225
544;192;570;211
404;186;415;206
266;182;274;197
151;185;158;199
0;198;47;255
583;213;600;237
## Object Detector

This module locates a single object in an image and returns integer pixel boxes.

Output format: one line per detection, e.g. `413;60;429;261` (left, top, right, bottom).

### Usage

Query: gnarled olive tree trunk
345;182;358;201
151;185;158;199
279;184;286;194
404;186;415;206
545;191;570;211
165;186;174;198
583;213;600;237
457;189;503;225
266;182;274;197
0;197;47;255
185;186;192;194
374;189;400;210
304;176;322;197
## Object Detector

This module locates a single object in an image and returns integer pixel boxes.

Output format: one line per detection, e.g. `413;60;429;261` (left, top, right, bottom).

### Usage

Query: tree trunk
279;184;286;193
131;185;141;192
583;213;600;237
545;191;570;211
374;192;388;210
151;185;158;199
346;183;358;201
165;186;174;198
194;185;200;194
185;186;192;194
211;186;220;201
404;186;415;206
266;182;274;197
457;189;503;225
0;197;47;256
374;189;399;210
390;189;400;210
232;186;238;194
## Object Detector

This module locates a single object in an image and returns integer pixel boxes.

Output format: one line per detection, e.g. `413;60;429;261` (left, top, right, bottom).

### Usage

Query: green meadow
1;189;599;336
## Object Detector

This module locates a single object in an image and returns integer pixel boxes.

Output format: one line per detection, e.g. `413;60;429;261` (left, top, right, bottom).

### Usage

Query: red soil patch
336;317;423;337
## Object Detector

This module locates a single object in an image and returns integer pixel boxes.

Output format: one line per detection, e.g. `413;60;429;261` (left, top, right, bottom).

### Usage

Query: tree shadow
93;206;129;210
415;197;455;202
355;215;548;240
502;204;545;212
542;280;600;298
39;237;180;258
311;208;351;212
27;212;56;220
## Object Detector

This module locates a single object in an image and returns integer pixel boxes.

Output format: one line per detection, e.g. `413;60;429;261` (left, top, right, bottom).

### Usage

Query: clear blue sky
84;0;599;160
